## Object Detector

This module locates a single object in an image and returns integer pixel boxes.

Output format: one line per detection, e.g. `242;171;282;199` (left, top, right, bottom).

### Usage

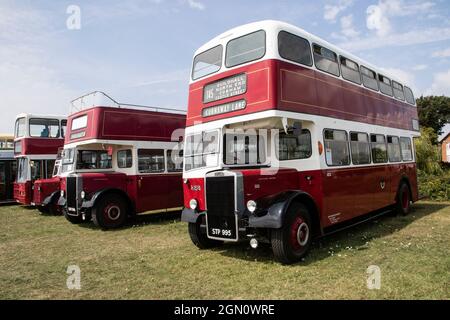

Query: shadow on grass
76;211;182;231
215;202;449;265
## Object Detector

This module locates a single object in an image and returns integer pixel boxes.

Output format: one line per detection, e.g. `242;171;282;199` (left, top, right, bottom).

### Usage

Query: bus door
136;149;168;212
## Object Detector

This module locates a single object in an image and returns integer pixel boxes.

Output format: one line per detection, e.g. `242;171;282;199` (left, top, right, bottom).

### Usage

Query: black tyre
396;183;411;215
92;194;128;229
37;206;49;214
188;215;223;249
63;208;83;224
271;202;312;264
48;197;61;215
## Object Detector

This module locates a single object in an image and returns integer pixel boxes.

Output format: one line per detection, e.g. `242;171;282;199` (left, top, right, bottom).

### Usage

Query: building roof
439;131;450;143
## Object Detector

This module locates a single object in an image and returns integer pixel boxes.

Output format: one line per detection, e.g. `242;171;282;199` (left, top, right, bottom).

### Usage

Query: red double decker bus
181;21;420;264
13;113;67;205
58;92;186;229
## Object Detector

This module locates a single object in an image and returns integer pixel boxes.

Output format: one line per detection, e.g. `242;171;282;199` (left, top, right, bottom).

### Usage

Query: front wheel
396;183;411;215
271;202;312;264
63;208;83;224
188;215;223;249
92;194;128;229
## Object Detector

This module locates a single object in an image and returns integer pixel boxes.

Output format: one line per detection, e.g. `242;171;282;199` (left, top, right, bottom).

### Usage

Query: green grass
0;201;449;299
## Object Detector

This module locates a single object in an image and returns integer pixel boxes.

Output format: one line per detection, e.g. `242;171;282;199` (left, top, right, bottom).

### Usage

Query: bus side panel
166;173;183;209
14;181;32;205
321;166;391;227
135;174;169;213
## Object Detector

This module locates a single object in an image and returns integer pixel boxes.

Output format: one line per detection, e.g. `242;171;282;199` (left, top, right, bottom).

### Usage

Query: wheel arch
248;190;322;237
89;188;135;216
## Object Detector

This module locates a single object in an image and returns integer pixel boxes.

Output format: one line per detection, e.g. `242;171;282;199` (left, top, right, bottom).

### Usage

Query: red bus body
181;21;420;263
59;93;186;228
13;114;66;206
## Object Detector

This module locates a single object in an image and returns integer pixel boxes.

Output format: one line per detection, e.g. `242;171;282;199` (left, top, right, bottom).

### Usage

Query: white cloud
412;64;428;71
339;27;450;51
425;69;450;96
366;0;435;37
187;0;205;11
340;14;360;39
431;48;450;58
324;0;353;23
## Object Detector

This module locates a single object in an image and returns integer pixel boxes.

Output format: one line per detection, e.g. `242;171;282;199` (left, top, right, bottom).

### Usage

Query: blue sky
1;0;449;136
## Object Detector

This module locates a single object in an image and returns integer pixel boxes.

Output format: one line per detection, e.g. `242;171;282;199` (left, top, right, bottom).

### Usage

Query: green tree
415;127;442;175
416;96;450;139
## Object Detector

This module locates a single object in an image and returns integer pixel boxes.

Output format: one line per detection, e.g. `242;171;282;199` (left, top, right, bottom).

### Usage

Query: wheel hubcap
105;205;121;221
290;217;310;250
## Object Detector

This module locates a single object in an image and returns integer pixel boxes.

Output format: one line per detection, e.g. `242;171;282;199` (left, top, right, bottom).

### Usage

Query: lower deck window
117;150;132;168
400;137;413;161
324;129;350;166
371;134;388;163
350;132;370;164
387;136;402;162
277;129;312;160
138;149;165;173
167;149;183;172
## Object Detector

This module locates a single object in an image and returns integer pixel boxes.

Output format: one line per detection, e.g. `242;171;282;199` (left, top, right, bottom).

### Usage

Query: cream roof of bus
192;20;412;89
15;113;67;121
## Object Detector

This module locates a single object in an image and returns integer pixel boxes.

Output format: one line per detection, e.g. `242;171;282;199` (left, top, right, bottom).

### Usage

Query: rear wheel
271;202;312;264
188;215;223;249
63;208;83;224
396;183;411;215
92;194;128;229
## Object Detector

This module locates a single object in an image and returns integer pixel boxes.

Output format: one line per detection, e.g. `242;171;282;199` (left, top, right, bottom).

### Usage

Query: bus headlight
60;190;65;197
247;200;257;213
189;199;198;210
80;191;85;199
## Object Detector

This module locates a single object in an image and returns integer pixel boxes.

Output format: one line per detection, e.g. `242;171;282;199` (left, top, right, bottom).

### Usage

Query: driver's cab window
30;160;43;181
223;131;266;166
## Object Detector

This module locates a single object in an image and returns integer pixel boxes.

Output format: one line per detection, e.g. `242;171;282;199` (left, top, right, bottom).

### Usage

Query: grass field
0;201;449;300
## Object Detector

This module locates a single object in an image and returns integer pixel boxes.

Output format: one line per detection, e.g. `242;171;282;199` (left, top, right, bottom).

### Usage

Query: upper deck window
278;31;312;67
340;56;361;84
29;118;60;138
192;45;223;80
392;81;405;101
225;30;266;68
361;66;378;91
61;120;67;138
378;74;393;96
313;44;339;77
404;86;416;105
71;115;88;131
15;117;26;138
